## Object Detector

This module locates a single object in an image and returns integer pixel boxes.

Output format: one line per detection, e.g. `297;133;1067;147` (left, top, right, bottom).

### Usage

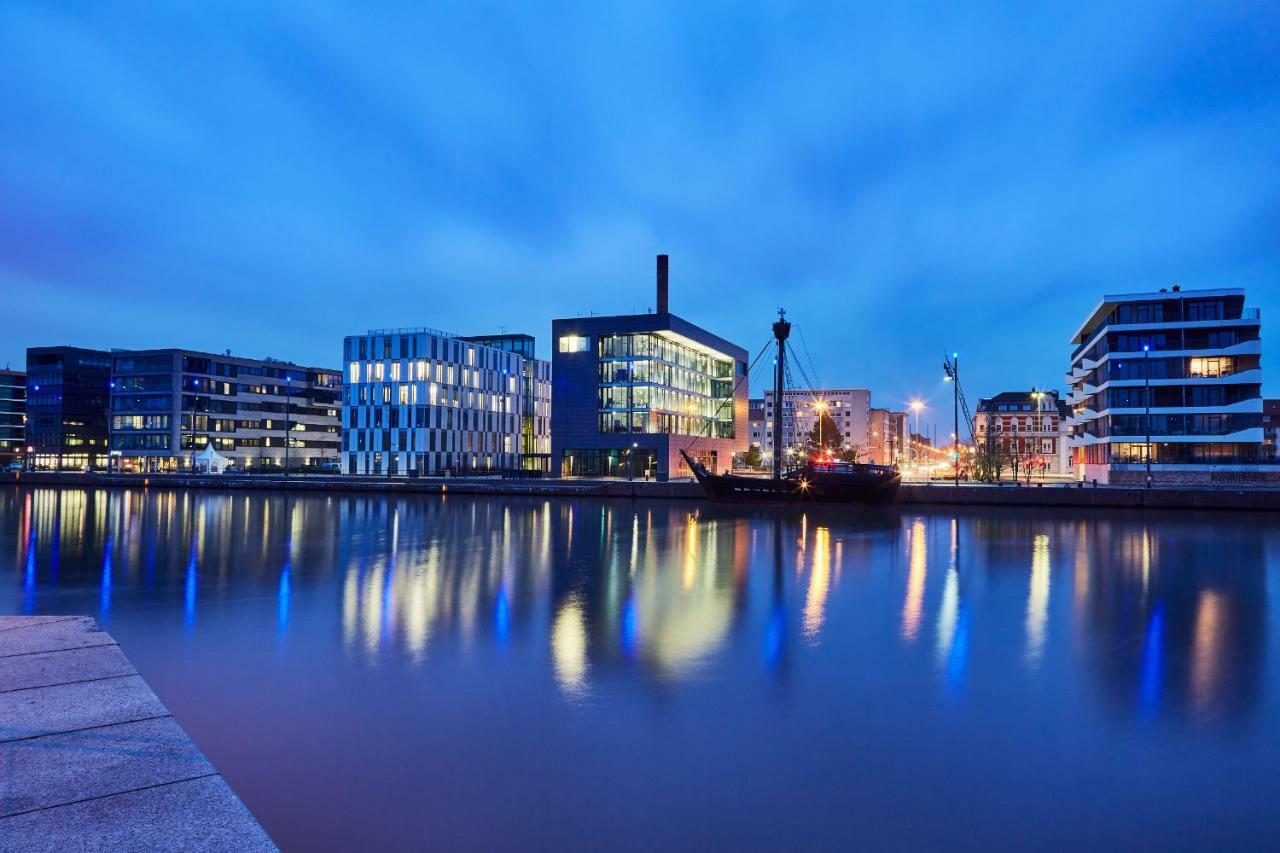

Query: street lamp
814;400;828;451
909;399;924;475
284;374;293;478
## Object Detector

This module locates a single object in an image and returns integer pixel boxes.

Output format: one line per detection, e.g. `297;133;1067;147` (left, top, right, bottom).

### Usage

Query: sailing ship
683;310;902;504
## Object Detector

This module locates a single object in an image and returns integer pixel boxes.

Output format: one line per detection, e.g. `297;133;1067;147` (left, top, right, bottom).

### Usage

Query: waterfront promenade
0;616;274;852
3;470;1280;511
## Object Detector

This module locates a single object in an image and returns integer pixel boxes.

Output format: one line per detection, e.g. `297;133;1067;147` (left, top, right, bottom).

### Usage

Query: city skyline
4;2;1278;407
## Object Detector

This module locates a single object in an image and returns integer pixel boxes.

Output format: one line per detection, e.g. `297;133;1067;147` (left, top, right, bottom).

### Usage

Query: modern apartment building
0;369;25;467
551;255;748;480
109;349;341;472
460;334;553;472
25;347;112;470
974;390;1071;477
342;328;535;475
760;388;871;456
1066;286;1268;484
1264;399;1279;460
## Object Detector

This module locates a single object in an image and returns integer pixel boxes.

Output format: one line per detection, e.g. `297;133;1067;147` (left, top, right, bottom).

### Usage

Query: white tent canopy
193;443;231;474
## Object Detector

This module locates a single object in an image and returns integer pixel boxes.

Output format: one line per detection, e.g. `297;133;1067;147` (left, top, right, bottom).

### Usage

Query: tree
742;444;764;469
838;443;864;463
805;411;842;456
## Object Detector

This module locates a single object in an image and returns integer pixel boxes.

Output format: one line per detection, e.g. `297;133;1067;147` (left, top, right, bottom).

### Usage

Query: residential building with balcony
25;347;112;470
748;398;766;449
110;349;341;472
551;255;748;480
1264;399;1279;460
974;390;1071;477
1065;287;1268;484
342;329;529;476
0;369;26;467
760;388;871;459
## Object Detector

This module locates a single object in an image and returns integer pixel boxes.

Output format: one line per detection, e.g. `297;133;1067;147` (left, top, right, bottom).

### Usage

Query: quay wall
3;472;1280;512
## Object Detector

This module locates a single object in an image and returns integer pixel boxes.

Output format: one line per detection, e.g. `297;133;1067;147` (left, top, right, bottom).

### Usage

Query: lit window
559;335;590;353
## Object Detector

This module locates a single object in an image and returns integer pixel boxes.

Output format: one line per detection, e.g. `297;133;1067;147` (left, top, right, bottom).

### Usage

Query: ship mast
771;309;791;480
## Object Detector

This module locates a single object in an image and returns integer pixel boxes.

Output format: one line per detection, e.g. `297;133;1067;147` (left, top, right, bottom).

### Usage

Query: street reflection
1;488;1272;726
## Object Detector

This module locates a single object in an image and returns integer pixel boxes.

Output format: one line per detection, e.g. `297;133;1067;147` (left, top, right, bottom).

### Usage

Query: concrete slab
0;616;274;850
0;617;114;658
0;716;215;818
0;775;277;853
0;644;136;693
0;675;167;743
0;616;80;632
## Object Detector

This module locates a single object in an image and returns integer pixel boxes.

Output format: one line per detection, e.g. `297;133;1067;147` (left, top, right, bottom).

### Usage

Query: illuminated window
374;363;385;382
348;363;360;384
390;362;401;381
559;335;590;353
398;385;410;405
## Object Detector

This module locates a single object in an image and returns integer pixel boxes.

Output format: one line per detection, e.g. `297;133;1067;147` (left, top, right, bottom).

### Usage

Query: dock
0;616;274;852
4;471;1280;512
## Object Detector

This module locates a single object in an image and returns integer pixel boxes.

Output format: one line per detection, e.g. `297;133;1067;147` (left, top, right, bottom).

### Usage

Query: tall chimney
656;254;669;314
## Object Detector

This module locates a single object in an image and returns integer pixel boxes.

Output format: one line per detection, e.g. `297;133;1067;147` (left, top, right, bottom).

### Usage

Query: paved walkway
0;616;275;852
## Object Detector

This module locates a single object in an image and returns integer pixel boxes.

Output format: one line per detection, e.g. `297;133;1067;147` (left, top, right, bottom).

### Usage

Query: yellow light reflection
802;527;831;641
1191;590;1224;712
1025;534;1050;668
901;520;927;642
551;595;588;695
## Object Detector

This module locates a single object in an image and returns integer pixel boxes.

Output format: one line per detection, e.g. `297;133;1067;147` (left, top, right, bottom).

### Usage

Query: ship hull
685;458;901;505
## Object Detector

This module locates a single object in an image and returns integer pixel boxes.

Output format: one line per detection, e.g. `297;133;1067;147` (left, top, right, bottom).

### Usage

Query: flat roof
1068;287;1246;344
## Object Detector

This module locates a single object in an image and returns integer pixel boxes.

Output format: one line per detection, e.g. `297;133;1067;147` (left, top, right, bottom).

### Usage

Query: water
3;487;1279;851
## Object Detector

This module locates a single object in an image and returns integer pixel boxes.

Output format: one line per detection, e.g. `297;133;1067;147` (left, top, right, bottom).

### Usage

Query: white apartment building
1066;286;1268;485
761;388;871;455
342;328;549;476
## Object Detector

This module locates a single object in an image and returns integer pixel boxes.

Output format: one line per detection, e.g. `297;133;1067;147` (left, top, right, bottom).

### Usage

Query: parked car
5;461;22;472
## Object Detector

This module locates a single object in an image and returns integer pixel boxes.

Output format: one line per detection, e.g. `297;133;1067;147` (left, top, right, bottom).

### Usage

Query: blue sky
3;2;1277;426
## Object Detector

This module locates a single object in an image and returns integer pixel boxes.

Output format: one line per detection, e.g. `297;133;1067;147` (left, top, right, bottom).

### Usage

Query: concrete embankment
0;616;275;852
3;471;1279;512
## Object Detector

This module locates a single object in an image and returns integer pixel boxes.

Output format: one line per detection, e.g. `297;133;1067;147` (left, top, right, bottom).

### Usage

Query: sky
3;1;1278;429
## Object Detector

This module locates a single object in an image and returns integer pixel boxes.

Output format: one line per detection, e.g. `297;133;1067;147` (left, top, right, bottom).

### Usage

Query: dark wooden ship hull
683;452;901;504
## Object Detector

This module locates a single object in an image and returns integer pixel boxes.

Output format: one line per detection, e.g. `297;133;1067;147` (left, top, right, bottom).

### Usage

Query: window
559;335;590;353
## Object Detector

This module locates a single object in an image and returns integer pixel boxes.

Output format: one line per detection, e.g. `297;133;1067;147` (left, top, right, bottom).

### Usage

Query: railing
364;327;456;339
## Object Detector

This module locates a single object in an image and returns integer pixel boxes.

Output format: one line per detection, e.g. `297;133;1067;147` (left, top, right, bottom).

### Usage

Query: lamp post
814;400;827;454
909;400;924;476
1143;344;1152;488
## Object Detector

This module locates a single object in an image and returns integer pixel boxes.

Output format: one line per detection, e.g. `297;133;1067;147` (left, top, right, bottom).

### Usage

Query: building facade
0;369;25;467
1066;287;1267;484
867;408;908;466
748;398;766;450
1264;399;1279;460
342;329;531;476
974;390;1071;477
25;347;112;470
460;334;552;472
110;349;341;472
760;388;871;458
551;255;748;480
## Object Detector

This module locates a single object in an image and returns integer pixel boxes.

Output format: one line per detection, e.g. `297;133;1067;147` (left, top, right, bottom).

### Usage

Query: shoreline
4;471;1280;511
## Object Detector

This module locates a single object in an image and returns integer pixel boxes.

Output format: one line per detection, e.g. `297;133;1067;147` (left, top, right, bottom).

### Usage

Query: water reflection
1;488;1274;728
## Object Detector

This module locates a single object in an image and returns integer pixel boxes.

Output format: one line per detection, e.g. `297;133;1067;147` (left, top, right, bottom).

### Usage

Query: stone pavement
0;616;275;852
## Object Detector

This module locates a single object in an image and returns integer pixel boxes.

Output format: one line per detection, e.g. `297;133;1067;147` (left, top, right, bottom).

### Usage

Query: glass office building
342;328;538;476
551;256;748;480
25;347;112;470
0;369;26;467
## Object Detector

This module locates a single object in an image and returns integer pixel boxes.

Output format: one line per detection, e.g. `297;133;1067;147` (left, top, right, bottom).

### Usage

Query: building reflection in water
1;489;1272;726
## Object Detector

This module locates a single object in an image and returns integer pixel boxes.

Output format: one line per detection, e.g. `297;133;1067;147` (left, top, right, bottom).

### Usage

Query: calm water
3;487;1280;851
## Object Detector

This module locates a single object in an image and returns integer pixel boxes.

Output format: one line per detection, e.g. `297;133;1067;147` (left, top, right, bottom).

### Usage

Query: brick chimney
656;254;669;314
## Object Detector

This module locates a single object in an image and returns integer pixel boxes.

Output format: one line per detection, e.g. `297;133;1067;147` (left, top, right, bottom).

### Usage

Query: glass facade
0;370;25;466
596;333;736;439
25;347;112;470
